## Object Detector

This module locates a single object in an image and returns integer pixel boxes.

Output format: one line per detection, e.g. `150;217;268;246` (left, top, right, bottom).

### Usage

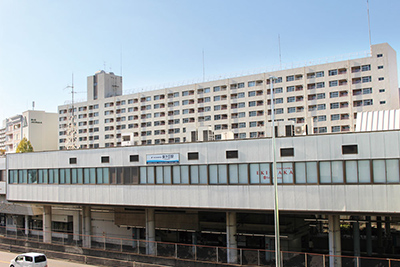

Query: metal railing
1;225;399;266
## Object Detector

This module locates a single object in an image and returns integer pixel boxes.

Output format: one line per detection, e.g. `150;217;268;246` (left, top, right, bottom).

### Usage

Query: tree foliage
16;137;34;153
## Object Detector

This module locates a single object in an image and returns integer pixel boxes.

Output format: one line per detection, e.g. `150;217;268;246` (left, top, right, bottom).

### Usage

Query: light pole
269;76;281;267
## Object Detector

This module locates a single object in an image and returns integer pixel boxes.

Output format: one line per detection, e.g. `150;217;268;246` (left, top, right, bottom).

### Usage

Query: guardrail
1;225;399;266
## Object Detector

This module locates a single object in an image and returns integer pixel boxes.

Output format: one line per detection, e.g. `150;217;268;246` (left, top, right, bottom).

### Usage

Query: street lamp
269;76;281;267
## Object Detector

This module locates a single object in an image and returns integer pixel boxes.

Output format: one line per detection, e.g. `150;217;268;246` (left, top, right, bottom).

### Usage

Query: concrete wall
6;131;400;214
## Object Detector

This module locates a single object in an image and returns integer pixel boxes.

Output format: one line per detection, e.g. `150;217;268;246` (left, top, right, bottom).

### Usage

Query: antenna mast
278;34;282;69
367;0;372;49
64;73;79;150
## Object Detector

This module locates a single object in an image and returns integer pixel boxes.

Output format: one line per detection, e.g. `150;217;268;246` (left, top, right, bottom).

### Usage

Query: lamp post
269;76;281;267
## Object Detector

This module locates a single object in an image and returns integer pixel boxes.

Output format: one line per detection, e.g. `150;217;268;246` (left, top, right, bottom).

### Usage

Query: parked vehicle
9;253;47;267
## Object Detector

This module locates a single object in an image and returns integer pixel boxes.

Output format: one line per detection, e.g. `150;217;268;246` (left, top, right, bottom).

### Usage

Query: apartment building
2;115;23;152
0;111;58;153
58;43;399;150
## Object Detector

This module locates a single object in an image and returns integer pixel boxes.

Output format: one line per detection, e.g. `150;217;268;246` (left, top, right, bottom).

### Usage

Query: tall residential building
58;43;399;150
0;110;58;153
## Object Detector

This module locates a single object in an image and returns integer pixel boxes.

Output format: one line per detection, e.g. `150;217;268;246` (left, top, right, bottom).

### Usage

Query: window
288;107;296;113
316;71;324;77
362;64;371;71
248;91;256;97
188;152;199;160
101;156;110;163
238;122;246;128
332;126;341;132
364;99;373;106
287;96;295;103
342;145;358;154
249;101;256;107
286;75;294;82
380;101;386;104
280;148;294;157
330;102;339;109
377;54;383;58
248;81;256;87
379;89;385;93
378;77;384;81
316;82;325;88
69;158;77;164
363;88;372;94
330;91;339;98
275;98;283;104
313;115;326;122
226;150;238;159
329;80;338;87
329;69;337;76
378;65;384;69
275;87;283;93
331;114;340;121
317;93;325;99
287;86;295;92
317;104;326;110
362;76;372;83
128;155;139;162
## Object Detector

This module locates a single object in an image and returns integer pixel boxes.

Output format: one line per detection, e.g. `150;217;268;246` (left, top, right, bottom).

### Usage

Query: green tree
16;137;34;153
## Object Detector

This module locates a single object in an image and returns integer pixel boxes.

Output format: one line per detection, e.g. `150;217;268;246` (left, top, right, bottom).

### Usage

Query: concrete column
145;208;155;255
73;210;81;242
82;206;91;248
328;215;341;267
353;216;360;257
226;212;238;264
24;215;29;235
366;216;372;256
43;206;52;243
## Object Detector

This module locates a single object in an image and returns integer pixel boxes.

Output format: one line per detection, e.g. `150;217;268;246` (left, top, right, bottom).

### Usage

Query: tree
16;137;34;153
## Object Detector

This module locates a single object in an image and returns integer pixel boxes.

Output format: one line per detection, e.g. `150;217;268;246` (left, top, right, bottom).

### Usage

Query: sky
0;0;399;122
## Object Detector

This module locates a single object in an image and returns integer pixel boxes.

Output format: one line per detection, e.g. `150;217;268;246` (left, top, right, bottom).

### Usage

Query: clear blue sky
0;0;399;122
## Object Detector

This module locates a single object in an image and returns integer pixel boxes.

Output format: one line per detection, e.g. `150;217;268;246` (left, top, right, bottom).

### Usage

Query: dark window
188;152;199;160
280;148;294;157
342;145;358;154
377;54;383;58
130;155;139;162
226;150;239;159
101;156;110;163
285;125;294;137
69;158;77;164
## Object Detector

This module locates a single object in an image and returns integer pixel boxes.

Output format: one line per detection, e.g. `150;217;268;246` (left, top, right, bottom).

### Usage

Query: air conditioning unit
294;124;307;136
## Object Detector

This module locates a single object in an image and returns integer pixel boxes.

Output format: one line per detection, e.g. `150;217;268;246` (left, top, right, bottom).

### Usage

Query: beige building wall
22;110;58;152
58;43;399;150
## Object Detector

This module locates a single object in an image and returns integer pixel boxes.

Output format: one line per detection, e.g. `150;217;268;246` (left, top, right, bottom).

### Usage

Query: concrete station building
2;130;400;265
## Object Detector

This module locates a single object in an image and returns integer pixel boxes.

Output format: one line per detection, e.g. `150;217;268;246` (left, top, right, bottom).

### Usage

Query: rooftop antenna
367;0;372;51
32;101;35;111
64;73;79;150
278;34;282;69
120;44;123;76
202;49;205;82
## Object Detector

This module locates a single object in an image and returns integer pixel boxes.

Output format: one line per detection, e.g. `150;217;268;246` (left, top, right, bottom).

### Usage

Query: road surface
0;251;98;267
